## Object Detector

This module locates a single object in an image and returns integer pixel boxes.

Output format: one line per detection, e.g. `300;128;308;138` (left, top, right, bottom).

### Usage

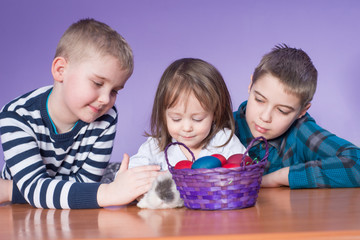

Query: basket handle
241;136;269;167
165;142;196;169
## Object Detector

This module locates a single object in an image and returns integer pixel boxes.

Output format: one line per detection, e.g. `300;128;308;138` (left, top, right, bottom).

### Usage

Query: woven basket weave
165;136;268;210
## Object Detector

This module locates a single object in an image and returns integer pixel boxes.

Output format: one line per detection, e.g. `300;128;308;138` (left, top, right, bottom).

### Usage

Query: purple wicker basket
165;136;268;210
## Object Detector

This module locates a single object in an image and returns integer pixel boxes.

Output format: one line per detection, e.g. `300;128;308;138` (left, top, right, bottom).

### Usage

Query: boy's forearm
261;167;290;187
97;182;136;207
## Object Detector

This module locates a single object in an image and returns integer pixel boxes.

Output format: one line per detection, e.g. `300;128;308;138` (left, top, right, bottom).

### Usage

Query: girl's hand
97;153;161;207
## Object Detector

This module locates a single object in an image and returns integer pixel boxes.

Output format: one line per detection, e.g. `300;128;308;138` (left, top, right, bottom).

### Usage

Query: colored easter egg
226;154;242;164
227;154;253;166
222;163;241;168
252;157;260;164
211;154;227;166
191;156;222;169
243;156;254;166
174;160;193;169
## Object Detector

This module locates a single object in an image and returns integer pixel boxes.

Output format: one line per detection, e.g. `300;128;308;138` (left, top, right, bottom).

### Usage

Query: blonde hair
55;18;134;78
149;58;235;151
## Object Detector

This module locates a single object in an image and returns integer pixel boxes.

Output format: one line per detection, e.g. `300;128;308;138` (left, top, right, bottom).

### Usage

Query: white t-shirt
129;128;246;171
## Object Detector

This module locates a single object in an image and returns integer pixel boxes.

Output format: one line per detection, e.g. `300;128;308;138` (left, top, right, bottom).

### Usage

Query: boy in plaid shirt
234;44;360;188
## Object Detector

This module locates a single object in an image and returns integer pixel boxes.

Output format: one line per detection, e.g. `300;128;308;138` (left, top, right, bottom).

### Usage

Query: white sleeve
128;137;163;169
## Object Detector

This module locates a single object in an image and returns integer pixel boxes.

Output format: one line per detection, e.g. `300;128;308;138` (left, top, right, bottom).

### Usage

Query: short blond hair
55;18;134;78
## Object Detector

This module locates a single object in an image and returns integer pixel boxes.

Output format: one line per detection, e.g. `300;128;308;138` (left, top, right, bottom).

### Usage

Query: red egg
174;160;193;169
226;154;242;164
211;154;227;166
222;163;241;168
227;154;253;166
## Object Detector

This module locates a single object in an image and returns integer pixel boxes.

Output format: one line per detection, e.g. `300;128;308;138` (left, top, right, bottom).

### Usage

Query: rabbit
137;171;184;209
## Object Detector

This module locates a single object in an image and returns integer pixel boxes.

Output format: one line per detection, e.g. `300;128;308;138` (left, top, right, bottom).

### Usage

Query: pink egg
227;154;253;166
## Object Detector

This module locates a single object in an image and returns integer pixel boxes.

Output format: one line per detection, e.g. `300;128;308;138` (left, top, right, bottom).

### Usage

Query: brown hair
55;18;134;78
148;58;235;151
252;44;318;107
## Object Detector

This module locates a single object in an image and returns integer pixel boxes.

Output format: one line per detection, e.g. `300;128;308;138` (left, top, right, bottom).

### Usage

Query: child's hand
261;167;290;187
97;153;161;207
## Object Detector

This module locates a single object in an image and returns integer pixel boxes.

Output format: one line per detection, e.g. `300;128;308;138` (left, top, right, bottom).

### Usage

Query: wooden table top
1;187;359;240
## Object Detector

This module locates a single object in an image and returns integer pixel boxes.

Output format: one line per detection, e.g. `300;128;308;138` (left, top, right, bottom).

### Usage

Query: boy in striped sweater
0;19;161;209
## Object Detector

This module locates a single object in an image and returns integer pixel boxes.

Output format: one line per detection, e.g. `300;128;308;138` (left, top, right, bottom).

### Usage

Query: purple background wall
0;0;359;169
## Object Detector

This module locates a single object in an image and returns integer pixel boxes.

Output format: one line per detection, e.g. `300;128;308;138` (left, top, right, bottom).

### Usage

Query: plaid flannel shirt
234;101;360;189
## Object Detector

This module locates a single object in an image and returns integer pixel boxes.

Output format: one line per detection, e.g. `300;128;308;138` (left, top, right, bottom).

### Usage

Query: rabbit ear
155;174;184;209
165;184;184;209
155;177;175;203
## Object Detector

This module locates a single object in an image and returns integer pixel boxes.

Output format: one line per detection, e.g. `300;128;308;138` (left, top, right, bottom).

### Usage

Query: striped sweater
0;86;117;209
